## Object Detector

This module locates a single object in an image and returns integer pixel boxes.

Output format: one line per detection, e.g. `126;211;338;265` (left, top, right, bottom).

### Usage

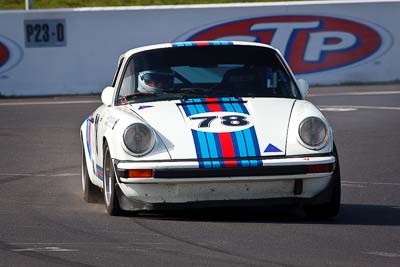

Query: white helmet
137;69;174;93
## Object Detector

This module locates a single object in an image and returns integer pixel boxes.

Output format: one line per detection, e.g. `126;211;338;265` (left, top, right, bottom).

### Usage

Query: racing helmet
137;69;174;93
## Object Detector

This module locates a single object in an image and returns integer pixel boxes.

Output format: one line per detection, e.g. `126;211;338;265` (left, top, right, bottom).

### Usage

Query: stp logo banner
0;42;9;67
0;35;23;74
186;15;388;74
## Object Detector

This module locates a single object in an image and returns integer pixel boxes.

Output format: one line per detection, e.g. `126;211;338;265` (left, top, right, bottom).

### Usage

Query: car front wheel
304;144;341;219
103;143;122;216
81;143;97;203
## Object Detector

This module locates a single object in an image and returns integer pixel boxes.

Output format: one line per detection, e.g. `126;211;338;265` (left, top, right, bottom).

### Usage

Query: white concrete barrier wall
0;0;399;96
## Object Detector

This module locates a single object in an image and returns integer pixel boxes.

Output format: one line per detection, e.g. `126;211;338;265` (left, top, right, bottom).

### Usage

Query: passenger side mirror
297;79;309;98
101;86;115;106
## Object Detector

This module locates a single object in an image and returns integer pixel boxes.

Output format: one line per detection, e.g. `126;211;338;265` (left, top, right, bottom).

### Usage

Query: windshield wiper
117;93;158;105
124;93;156;99
118;93;156;104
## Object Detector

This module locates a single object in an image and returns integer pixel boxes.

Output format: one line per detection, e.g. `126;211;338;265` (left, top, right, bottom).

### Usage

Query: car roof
120;41;281;60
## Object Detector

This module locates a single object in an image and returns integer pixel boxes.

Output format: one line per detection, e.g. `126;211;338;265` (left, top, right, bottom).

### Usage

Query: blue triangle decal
264;143;282;153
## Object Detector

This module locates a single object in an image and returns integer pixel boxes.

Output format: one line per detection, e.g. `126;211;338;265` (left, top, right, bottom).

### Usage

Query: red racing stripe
194;41;210;46
218;132;237;167
218;132;235;157
205;98;223;112
224;160;238;168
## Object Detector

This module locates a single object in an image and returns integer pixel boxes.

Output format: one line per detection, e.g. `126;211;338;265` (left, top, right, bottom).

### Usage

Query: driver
137;69;174;93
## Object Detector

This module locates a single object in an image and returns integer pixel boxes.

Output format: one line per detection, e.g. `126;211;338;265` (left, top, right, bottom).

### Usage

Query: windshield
117;45;301;104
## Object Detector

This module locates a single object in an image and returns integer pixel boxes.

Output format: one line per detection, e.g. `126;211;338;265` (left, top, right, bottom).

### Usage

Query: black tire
81;143;98;203
103;143;122;216
304;144;341;219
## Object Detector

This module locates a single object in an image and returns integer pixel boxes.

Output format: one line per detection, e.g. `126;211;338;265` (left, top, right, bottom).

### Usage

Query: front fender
80;115;102;188
100;106;171;162
286;100;333;156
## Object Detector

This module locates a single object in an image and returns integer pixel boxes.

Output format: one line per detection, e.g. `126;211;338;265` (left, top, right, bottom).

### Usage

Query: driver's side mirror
101;86;115;106
297;79;309;98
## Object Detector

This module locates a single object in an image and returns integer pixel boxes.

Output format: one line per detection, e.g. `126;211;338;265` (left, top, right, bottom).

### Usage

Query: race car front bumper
114;155;337;211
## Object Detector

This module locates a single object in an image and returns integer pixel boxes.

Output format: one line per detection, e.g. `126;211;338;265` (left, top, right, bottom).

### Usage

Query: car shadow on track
333;204;400;226
127;204;400;226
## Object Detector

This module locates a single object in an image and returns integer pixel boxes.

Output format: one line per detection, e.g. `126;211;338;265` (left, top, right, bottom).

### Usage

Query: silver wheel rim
104;152;112;206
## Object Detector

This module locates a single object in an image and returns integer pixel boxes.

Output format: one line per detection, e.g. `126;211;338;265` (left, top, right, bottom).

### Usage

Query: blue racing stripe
195;159;261;168
205;132;220;168
249;126;261;156
233;99;249;114
213;133;223;159
172;43;184;47
192;130;203;160
86;119;91;159
208;41;233;46
230;131;240;158
241;159;250;167
234;131;248;157
95;164;104;180
172;42;194;47
172;41;233;47
231;102;244;114
194;103;207;114
186;104;197;116
181;104;191;116
222;101;235;112
203;161;212;168
211;160;220;168
243;128;256;157
250;159;263;167
205;132;218;158
196;131;210;159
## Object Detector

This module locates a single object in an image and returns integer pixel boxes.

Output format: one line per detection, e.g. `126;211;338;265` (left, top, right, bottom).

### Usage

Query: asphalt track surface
0;84;399;267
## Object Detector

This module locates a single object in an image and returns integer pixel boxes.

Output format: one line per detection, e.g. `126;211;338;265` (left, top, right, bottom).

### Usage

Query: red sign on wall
0;42;10;67
188;15;383;74
0;36;23;74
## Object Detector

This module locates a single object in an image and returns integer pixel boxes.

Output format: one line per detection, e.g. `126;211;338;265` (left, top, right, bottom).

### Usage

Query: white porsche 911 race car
81;41;340;218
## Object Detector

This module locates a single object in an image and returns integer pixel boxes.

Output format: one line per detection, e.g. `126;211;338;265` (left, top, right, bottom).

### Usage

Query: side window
119;60;135;97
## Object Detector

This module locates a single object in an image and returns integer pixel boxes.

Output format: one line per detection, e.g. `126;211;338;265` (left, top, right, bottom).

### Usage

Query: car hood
128;97;295;161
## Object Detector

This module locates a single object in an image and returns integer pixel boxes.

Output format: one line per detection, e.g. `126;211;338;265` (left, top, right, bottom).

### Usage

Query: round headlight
123;123;155;156
298;117;328;148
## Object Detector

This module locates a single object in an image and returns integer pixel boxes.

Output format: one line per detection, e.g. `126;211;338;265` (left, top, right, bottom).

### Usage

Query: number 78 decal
190;115;249;128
